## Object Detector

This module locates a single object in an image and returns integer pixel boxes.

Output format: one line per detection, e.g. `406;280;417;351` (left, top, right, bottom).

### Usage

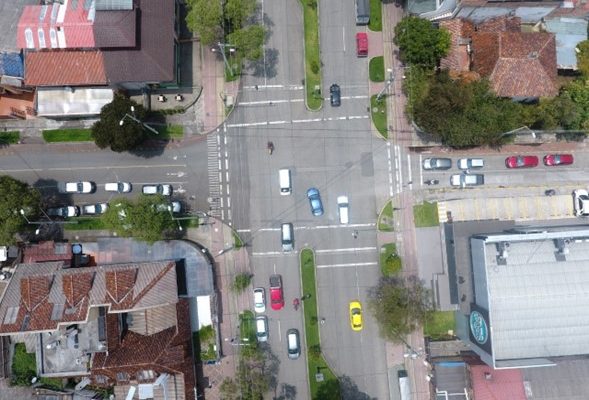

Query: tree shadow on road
339;375;378;400
249;48;279;79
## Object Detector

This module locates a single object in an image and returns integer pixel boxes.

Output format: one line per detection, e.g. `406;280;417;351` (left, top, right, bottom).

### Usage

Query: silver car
104;182;132;193
422;158;452;170
142;184;172;196
82;203;109;215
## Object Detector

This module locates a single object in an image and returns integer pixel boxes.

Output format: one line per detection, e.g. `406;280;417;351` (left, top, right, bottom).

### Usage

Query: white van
256;316;268;342
287;329;300;359
337;195;349;224
279;169;291;196
281;223;294;252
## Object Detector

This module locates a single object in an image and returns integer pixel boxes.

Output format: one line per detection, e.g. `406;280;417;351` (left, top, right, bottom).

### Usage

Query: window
136;369;155;381
37;29;46;48
24;29;34;49
49;28;57;48
94;374;108;384
116;372;129;382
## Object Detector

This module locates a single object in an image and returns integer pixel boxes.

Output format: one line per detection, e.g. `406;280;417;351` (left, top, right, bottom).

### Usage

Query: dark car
505;155;539;168
306;188;324;216
543;154;574;166
422;158;452;170
330;84;341;107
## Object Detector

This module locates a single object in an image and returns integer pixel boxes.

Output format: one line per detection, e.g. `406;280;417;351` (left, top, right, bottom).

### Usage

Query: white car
256;316;269;342
82;203;109;215
58;181;96;194
253;287;266;313
337;195;349;224
457;158;484;170
104;182;132;193
574;189;589;216
142;184;172;196
47;206;79;218
154;201;182;214
450;174;484;188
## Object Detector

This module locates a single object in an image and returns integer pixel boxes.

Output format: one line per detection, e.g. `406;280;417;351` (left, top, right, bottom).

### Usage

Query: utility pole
213;42;236;77
376;68;394;101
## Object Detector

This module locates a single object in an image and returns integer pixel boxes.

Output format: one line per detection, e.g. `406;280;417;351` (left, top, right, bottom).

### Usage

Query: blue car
306;188;324;216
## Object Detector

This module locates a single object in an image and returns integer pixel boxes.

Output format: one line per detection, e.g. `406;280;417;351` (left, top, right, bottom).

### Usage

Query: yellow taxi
349;300;363;331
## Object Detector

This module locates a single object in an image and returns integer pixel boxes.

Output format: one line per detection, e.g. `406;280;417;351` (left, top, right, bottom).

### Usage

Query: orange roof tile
25;50;107;86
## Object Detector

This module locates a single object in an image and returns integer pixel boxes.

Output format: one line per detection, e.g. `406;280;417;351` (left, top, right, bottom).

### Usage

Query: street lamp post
119;106;159;135
376;68;395;101
212;43;236;77
19;210;41;235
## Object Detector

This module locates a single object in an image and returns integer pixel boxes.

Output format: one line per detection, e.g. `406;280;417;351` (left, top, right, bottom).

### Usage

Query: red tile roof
23;241;72;263
25;50;107;86
477;16;521;33
470;365;527;400
92;300;195;400
440;19;475;72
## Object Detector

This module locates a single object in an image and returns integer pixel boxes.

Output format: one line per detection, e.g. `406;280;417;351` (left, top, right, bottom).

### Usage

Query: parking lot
437;195;575;223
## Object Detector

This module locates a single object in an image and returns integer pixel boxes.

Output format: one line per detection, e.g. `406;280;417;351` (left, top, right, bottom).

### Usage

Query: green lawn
301;0;322;110
239;311;256;344
179;217;200;230
0;131;20;144
300;249;341;399
413;201;439;227
42;128;93;142
368;0;382;31
151;124;184;139
380;243;402;276
370;95;388;139
233;230;244;248
369;56;385;82
194;325;217;361
378;200;394;232
424;311;456;340
64;218;105;231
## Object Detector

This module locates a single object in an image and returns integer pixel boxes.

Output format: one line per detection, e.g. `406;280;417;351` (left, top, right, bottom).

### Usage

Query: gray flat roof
477;228;589;361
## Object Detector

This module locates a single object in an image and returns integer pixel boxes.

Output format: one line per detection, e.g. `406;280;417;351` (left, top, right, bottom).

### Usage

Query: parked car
355;32;368;57
58;181;95;194
543;154;574;166
142;184;172;196
349;300;363;331
104;182;132;193
256;316;269;343
81;203;108;215
307;188;324;216
253;287;266;314
154;201;182;214
505;155;538;168
422;158;452;170
47;206;80;218
330;84;341;107
450;174;484;188
573;189;589;217
457;158;484;170
286;329;301;359
337;195;349;224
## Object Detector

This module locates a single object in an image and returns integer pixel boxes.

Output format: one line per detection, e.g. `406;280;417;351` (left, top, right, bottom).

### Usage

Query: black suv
330;84;341;107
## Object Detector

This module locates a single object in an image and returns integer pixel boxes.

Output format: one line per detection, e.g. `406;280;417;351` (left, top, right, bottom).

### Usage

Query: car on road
142;184;172;196
356;32;368;57
104;182;132;193
306;188;324;216
281;223;294;252
349;300;363;331
450;174;484;188
574;189;589;217
330;84;341;107
505;155;538;168
253;288;266;313
337;195;349;224
422;158;452;170
269;274;284;311
286;329;301;359
58;181;96;194
544;154;574;166
457;158;484;170
47;206;80;218
256;316;269;343
81;203;108;215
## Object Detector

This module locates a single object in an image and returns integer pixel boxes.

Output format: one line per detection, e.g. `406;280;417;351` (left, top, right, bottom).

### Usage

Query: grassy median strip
43;128;93;142
150;124;184;139
64;218;105;231
378;200;394;231
413;201;439;227
369;56;385;82
380;243;402;276
300;248;341;399
370;95;388;139
301;0;322;110
369;0;382;31
0;131;20;144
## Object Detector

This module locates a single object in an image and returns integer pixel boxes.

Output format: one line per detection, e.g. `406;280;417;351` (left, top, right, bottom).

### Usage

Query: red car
269;274;284;311
505;155;539;168
543;154;574;166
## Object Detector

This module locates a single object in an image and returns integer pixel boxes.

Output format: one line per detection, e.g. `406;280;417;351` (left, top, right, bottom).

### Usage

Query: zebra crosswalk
207;133;222;218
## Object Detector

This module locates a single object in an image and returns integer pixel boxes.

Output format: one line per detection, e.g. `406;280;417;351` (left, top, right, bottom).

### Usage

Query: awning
36;87;113;117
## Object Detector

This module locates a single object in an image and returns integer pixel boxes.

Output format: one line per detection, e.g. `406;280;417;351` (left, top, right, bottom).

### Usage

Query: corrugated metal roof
0;52;24;77
95;0;133;10
545;17;588;69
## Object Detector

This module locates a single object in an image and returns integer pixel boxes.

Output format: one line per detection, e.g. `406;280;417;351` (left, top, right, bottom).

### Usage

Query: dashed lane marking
315;247;377;254
316;262;378;269
226;115;369;128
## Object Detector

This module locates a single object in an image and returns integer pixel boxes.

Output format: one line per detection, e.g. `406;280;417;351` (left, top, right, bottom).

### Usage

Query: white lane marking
227;115;370;128
43;164;187;171
218;159;222;170
295;223;375;230
343;26;346;52
397;145;403;190
292;118;323;124
324;96;369;101
224;135;228;145
269;120;287;125
277;320;282;341
239;99;304;106
236;229;252;233
407;153;413;191
419;154;423;187
387;142;394;197
252;251;287;256
223;123;227;133
227;121;269;128
315;247;377;254
317;262;378;269
243;84;304;90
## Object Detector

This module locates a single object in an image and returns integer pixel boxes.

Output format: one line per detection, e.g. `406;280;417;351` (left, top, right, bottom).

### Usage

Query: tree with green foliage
220;378;240;400
576;40;589;77
101;195;177;243
225;0;257;31
227;25;266;61
185;0;223;45
560;79;589;131
91;94;146;152
413;72;523;147
368;275;433;342
0;175;41;245
232;273;253;293
394;16;451;69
